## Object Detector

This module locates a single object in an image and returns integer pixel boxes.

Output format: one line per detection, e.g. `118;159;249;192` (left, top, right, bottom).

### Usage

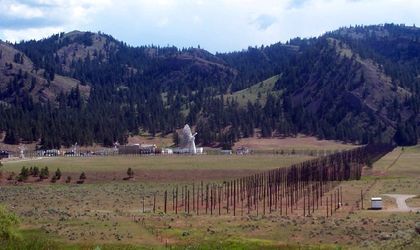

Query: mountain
0;41;89;103
0;23;418;148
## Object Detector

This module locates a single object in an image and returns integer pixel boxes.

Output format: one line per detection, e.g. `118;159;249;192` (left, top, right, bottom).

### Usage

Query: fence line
146;144;394;217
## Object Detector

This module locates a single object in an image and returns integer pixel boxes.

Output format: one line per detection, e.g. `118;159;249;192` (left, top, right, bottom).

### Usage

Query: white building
371;197;382;210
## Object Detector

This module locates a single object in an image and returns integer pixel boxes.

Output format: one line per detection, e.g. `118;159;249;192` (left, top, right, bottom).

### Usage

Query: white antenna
182;124;197;154
73;142;78;154
18;145;26;159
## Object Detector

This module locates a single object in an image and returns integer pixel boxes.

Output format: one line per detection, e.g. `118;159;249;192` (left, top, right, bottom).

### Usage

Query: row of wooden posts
144;144;394;217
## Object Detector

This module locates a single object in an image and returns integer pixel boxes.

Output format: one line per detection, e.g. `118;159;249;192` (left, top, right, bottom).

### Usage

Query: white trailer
371;197;383;210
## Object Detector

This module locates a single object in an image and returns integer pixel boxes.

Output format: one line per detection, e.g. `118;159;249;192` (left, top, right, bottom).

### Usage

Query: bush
415;221;420;234
127;168;134;178
0;205;20;240
77;172;86;184
30;166;39;177
65;176;71;183
54;168;61;180
18;167;30;181
39;167;49;180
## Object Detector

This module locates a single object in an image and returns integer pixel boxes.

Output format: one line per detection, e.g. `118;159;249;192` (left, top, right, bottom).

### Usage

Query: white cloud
0;0;111;42
2;27;62;42
8;2;44;19
1;0;420;52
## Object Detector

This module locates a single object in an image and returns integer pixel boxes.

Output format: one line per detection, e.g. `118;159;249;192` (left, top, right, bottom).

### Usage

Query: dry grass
234;134;357;151
1;145;419;249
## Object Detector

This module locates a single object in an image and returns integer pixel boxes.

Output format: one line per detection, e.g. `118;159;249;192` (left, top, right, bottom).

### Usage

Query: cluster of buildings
1;125;253;158
118;144;204;155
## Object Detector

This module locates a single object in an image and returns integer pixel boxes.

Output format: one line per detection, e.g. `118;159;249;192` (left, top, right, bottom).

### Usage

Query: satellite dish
73;142;78;154
182;124;197;154
18;145;26;159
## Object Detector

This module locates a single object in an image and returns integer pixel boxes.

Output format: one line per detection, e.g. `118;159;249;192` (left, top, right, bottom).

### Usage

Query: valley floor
0;145;419;249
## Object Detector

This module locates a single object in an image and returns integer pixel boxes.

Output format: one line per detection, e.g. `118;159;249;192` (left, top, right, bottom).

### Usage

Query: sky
0;0;419;53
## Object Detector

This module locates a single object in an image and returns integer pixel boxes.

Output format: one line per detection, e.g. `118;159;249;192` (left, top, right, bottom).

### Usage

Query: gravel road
383;194;420;212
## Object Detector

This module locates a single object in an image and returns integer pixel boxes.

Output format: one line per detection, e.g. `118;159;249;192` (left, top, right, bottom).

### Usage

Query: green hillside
225;75;281;106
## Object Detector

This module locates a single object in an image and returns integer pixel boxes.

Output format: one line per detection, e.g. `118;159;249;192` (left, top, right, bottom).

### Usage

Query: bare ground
383;194;420;212
233;134;357;150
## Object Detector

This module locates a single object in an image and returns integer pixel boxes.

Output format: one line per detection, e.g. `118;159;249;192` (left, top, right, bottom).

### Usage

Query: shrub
65;176;72;183
0;205;20;240
18;166;29;181
31;166;39;177
39;167;49;180
127;168;134;178
55;168;61;180
77;172;86;184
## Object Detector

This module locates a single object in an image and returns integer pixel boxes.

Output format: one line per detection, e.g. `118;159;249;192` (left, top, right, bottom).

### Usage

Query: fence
146;144;394;217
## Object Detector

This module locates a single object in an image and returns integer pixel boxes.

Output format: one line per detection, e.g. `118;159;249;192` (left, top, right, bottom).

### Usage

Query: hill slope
0;24;419;148
0;41;89;103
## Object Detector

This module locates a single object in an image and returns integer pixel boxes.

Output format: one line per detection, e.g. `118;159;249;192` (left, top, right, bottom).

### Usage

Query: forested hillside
0;24;418;148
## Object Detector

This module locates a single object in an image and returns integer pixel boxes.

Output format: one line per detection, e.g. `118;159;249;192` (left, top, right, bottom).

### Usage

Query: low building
196;147;204;154
236;146;250;155
118;144;141;154
118;144;157;155
140;144;157;154
43;149;60;156
0;150;9;159
162;148;173;155
173;147;204;154
220;149;232;155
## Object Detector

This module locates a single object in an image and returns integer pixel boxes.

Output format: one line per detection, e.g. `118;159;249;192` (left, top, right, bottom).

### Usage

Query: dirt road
383;194;420;212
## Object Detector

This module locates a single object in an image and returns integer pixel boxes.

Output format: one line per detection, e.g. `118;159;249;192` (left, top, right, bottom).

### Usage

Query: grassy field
1;154;311;183
224;75;281;107
0;145;419;249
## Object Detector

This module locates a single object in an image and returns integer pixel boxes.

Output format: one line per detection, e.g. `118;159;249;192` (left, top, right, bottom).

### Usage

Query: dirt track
383;194;420;212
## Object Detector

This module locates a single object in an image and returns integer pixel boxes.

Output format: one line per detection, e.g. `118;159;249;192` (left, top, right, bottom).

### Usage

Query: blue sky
0;0;419;53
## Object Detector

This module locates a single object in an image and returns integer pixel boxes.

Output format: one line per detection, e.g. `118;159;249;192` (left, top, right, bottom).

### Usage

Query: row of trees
6;166;86;184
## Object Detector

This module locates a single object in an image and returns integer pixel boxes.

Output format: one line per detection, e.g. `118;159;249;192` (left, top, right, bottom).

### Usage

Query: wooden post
219;186;221;215
193;183;195;212
233;181;236;216
201;181;203;206
210;185;213;215
187;189;190;214
303;190;306;216
197;186;199;215
280;194;283;216
330;193;333;215
176;186;178;214
164;190;167;214
153;192;156;213
206;184;209;214
312;185;315;214
326;196;329;217
361;189;364;210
